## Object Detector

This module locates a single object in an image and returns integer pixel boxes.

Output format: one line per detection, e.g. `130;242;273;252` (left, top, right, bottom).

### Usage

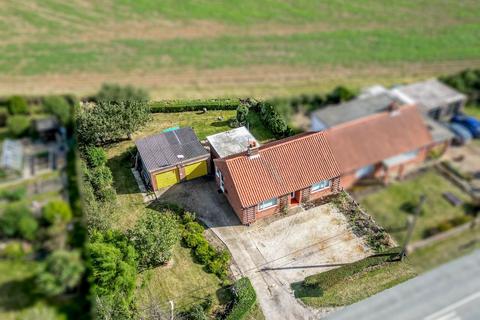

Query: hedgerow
150;98;241;113
225;277;257;320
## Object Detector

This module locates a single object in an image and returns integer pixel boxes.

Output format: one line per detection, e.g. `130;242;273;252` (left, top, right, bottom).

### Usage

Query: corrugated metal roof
325;105;433;173
216;131;340;208
135;127;208;172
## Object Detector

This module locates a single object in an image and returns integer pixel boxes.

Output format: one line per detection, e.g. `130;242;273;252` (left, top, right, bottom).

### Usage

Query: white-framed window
215;166;221;177
258;198;278;211
311;180;331;192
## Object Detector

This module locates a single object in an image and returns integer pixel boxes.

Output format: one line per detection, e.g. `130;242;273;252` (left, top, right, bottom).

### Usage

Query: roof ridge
223;131;322;162
326;104;418;131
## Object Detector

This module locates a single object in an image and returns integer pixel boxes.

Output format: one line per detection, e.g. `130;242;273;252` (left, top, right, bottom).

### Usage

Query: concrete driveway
157;178;370;320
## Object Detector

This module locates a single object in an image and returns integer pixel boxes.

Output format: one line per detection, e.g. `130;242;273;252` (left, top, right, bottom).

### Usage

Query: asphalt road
326;250;480;320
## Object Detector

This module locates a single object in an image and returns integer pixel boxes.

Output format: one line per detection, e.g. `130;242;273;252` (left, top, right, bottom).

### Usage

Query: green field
1;1;479;98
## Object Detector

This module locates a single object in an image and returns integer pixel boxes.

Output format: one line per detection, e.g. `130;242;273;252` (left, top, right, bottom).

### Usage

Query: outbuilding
135;127;210;191
206;126;259;159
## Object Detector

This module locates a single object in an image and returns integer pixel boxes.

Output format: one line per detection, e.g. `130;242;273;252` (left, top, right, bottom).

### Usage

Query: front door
290;191;299;206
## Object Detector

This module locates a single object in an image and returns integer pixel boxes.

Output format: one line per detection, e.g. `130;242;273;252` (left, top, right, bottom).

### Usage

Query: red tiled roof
215;131;340;208
325;104;433;173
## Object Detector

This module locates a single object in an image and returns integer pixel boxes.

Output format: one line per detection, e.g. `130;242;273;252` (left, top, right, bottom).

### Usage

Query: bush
236;104;249;125
34;250;85;297
7;115;30;137
258;102;292;138
184;231;205;248
185;221;204;235
88;230;137;319
194;241;216;264
0;202;38;240
149;99;240;113
42;96;71;125
0;108;8;127
7;96;28;115
95;83;149;103
0;187;27;201
0;241;29;259
128;209;180;270
441;69;480;104
325;86;356;104
225;277;257;320
42;200;73;225
206;250;230;278
304;248;400;289
84;146;107;168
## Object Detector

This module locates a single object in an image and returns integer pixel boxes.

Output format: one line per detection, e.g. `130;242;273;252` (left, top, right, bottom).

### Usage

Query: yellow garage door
155;169;179;189
184;161;207;180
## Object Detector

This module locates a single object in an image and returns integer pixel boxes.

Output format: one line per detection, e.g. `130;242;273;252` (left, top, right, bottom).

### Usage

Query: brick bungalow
325;104;433;189
213;131;341;224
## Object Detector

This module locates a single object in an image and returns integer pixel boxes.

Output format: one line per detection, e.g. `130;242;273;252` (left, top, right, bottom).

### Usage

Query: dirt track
1;60;479;100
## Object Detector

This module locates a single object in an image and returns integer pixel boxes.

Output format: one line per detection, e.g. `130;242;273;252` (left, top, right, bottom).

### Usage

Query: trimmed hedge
150;98;241;113
303;248;400;289
226;277;257;320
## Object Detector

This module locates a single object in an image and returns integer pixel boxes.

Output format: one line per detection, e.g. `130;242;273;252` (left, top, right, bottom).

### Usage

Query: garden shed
135;127;210;191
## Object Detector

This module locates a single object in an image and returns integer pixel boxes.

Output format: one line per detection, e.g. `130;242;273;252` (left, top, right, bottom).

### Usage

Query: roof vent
247;140;259;159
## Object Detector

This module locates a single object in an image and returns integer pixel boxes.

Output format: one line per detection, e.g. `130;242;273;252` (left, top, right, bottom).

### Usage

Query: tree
7;115;30;137
7;96;28;115
34;250;85;296
128;209;179;270
95;83;149;103
76;100;150;146
0;202;38;241
325;86;355;104
42;96;71;125
87;230;137;319
42;200;73;225
236;104;249;125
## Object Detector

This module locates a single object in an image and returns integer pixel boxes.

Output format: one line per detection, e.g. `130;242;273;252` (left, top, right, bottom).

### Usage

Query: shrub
441;69;480;104
7;115;30;137
88;230;137;319
7;96;28;115
84;146;107;168
42;96;71;125
34;250;85;297
0;241;28;259
225;277;257;320
206;250;230;278
185;221;204;235
236;104;249;124
194;241;216;264
0;187;27;201
128;209;180;270
0;108;8;127
87;165;113;191
184;231;205;248
0;202;38;240
423;215;473;238
325;86;356;104
42;200;73;225
258;102;292;138
95;83;149;103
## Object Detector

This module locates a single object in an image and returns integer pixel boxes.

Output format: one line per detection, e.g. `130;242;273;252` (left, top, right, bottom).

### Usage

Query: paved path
326;250;480;320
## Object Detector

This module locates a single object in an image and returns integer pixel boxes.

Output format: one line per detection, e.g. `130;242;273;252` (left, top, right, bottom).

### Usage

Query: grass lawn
409;226;480;274
464;105;480;119
0;260;66;320
2;1;480;98
247;112;275;142
359;169;471;243
136;245;228;313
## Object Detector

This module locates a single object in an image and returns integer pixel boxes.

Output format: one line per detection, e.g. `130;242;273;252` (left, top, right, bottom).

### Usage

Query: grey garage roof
312;92;403;127
393;79;467;112
206;126;259;158
135;127;208;172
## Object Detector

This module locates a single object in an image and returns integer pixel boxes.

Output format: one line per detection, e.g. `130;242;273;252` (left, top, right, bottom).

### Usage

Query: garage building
135;127;210;191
